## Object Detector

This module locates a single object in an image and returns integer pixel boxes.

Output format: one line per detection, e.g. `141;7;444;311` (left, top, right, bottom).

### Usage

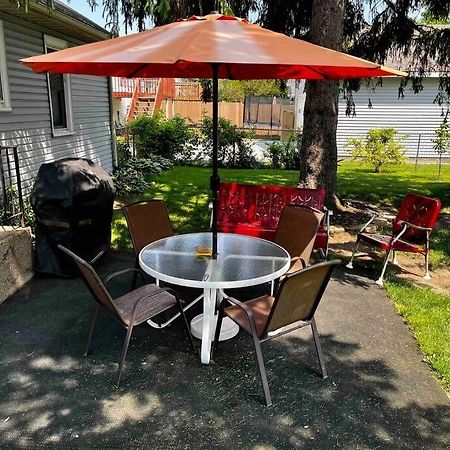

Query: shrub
346;128;406;172
265;133;300;170
112;154;173;198
199;115;258;168
126;112;195;160
116;135;132;166
433;120;450;178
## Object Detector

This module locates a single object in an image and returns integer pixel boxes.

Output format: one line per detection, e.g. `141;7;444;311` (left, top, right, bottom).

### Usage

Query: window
44;35;74;136
0;20;11;112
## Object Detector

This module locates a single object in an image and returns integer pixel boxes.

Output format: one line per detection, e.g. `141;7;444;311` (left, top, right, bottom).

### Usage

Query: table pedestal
191;288;239;364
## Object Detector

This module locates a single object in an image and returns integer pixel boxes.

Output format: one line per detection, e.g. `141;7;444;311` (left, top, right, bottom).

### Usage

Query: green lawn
384;277;450;391
113;162;450;268
112;161;450;392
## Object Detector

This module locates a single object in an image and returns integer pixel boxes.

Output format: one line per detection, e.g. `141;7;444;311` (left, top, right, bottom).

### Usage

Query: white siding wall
337;78;445;158
0;15;113;192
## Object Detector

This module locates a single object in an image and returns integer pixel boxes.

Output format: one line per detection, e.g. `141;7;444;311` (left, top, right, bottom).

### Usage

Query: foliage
198;115;257;168
219;80;287;102
265;133;300;170
433;120;450;177
384;277;450;391
0;186;34;230
421;9;450;25
116;135;132;166
126;113;195;161
346;128;407;173
112;154;173;198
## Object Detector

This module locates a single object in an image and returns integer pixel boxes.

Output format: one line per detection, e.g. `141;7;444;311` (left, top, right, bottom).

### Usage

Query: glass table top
139;232;290;289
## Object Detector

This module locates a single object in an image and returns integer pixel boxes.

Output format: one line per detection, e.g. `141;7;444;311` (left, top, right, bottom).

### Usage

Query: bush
199;116;258;168
0;187;34;230
433;120;450;177
346;128;407;172
112;154;173;198
265;133;300;170
126;112;195;160
116;135;132;166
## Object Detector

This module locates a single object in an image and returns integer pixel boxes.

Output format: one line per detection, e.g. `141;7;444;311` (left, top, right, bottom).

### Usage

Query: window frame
0;20;12;112
44;35;74;137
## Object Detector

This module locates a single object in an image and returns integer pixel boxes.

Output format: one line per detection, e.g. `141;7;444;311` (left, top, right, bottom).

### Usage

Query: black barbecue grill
31;158;115;276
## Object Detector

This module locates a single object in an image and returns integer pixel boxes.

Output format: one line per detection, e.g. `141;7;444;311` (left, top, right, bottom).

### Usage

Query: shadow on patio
1;252;449;449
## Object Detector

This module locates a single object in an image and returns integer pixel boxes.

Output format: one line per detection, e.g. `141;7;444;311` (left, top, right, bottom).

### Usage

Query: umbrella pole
211;63;220;258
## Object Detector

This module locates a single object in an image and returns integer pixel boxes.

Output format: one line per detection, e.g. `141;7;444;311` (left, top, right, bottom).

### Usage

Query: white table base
191;313;239;340
191;288;239;364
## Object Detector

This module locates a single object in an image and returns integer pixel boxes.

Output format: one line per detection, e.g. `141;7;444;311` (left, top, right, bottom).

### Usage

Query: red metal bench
215;182;331;257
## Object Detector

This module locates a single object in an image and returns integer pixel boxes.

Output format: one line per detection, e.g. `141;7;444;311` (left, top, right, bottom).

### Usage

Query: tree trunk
299;0;346;208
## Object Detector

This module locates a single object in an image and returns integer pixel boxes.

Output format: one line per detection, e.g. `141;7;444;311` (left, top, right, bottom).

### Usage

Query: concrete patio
0;252;449;449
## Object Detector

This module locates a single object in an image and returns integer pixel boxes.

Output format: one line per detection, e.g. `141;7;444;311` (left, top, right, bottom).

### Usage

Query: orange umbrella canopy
21;14;405;80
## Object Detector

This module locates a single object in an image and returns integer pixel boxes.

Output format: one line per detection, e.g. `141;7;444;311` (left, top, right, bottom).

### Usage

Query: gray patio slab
0;251;449;449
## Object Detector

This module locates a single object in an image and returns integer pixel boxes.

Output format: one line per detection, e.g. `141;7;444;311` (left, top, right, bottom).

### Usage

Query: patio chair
58;244;196;387
212;259;341;406
123;199;175;258
346;193;441;286
269;204;324;295
123;199;203;328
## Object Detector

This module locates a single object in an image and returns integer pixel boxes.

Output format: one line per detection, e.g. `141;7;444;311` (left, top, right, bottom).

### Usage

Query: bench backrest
218;182;325;228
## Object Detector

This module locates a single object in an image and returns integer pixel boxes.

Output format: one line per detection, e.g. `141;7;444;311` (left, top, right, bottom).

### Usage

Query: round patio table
139;232;290;364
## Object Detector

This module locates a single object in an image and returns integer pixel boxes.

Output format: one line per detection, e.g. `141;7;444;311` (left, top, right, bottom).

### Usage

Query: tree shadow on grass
1;253;449;449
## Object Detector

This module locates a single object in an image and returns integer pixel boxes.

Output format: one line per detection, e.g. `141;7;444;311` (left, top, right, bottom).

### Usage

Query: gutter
107;77;118;168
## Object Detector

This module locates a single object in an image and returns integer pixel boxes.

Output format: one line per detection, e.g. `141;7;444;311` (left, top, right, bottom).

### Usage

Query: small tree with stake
346;128;406;173
433;120;450;178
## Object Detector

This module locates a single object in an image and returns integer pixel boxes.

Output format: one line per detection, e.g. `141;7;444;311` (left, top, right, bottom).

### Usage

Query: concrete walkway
0;252;449;449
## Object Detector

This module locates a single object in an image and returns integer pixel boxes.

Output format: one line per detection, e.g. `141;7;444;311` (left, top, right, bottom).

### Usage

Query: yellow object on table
194;245;212;257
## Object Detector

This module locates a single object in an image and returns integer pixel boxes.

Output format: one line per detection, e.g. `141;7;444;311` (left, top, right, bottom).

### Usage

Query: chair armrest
358;214;377;234
290;256;307;269
224;296;259;335
396;220;432;233
105;268;146;287
322;207;332;233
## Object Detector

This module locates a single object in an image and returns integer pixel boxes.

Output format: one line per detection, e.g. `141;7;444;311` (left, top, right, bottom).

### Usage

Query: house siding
0;14;113;192
337;77;445;158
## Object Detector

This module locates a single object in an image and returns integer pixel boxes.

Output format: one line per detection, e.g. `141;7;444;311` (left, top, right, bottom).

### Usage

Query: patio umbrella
22;13;406;257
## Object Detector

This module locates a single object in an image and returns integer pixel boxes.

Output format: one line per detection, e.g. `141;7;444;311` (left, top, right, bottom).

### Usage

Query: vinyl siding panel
0;15;113;193
337;78;445;158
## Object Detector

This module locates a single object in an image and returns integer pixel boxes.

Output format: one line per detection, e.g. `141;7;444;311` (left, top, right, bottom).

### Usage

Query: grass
338;161;450;208
112;162;450;269
384;277;450;391
111;161;450;392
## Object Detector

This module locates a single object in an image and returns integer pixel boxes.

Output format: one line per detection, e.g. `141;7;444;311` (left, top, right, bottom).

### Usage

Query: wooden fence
162;100;244;126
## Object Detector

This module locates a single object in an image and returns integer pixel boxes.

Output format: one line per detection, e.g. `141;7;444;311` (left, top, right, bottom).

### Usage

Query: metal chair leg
391;249;398;265
211;302;225;359
116;324;134;388
252;335;272;407
132;258;139;290
375;248;391;286
424;251;431;280
176;297;197;355
84;305;100;356
311;317;327;379
346;237;360;269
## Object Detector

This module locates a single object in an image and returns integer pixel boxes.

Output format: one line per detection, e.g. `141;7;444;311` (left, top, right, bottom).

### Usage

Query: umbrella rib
304;65;327;79
127;63;151;78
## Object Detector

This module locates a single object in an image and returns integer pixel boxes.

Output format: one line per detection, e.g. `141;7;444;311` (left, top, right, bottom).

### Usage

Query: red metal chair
346;194;441;286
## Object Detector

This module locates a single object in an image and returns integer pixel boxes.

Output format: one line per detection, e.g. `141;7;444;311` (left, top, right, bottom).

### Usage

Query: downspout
107;76;118;168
